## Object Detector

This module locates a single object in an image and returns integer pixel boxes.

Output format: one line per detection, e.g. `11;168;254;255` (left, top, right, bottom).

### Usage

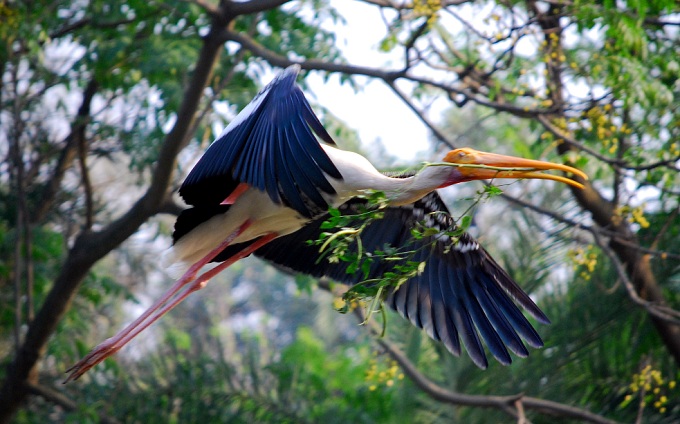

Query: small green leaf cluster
315;190;489;329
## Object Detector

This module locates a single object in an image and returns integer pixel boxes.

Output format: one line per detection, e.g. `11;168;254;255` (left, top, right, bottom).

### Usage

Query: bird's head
438;147;587;189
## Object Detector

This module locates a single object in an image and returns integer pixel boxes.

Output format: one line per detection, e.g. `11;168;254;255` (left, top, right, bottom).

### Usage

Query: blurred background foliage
1;0;679;422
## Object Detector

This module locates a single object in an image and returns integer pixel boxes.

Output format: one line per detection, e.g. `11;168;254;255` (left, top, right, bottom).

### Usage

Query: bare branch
619;157;680;172
33;79;98;224
183;0;292;20
385;81;456;148
316;292;624;424
498;193;680;321
50;17;137;39
227;30;553;120
515;399;529;424
12;201;23;356
501;184;680;261
76;122;94;230
376;337;517;416
536;114;680;172
223;30;408;80
376;334;620;424
591;231;680;325
26;383;122;424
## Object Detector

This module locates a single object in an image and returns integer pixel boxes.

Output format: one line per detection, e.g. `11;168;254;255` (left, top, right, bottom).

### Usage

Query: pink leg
101;232;278;357
221;182;250;205
64;221;271;382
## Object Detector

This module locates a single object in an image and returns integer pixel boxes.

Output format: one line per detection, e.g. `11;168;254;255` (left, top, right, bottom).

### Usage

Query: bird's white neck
378;164;454;206
321;145;456;206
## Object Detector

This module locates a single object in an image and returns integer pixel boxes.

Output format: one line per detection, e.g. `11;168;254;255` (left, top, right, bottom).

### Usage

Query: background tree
1;0;678;422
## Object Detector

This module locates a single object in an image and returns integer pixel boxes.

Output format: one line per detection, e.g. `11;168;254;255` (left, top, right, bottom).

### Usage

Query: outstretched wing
179;65;342;218
254;191;550;368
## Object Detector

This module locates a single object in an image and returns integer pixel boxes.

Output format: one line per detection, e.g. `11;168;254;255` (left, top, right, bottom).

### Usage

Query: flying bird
66;65;586;382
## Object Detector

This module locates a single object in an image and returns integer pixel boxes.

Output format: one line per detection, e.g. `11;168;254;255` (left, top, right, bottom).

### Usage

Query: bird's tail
161;248;190;278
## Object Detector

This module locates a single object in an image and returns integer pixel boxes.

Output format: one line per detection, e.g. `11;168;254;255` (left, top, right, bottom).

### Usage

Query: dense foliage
1;0;678;422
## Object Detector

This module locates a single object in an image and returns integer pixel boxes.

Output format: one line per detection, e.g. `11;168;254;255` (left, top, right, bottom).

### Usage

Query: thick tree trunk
576;186;680;365
529;0;680;366
0;25;227;423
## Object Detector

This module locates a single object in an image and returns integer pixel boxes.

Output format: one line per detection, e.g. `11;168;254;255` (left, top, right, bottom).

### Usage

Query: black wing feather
433;258;461;355
179;66;341;217
254;191;549;368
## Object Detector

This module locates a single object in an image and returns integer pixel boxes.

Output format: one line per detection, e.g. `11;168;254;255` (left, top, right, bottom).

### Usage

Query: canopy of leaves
1;0;679;423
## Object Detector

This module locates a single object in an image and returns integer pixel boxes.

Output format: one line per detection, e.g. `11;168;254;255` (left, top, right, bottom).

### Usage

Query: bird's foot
64;338;120;383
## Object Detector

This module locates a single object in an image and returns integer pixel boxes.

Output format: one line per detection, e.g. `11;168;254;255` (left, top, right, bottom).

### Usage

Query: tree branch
385;81;456;149
76;118;94;230
297;283;624;424
371;319;620;423
591;231;680;325
226;29;553;124
0;21;229;424
33;79;98;224
359;0;471;8
499;193;680;323
222;30;408;80
26;383;122;424
501;193;680;262
527;0;680;366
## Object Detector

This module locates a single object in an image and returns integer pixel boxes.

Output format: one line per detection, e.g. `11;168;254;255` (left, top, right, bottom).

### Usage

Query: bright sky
305;1;433;159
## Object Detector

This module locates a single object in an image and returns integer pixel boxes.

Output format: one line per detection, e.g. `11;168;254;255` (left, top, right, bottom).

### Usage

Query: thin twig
23;210;34;322
515;398;529;424
385;81;456;148
501;194;680;261
591;231;680;325
76;120;94;230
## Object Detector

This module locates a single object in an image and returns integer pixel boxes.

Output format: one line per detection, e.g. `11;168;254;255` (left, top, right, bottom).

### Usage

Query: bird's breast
164;189;312;274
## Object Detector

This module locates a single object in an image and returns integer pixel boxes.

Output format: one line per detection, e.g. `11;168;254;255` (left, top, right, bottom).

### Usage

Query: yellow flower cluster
412;0;442;27
540;33;566;70
614;205;651;229
582;106;633;154
333;296;364;313
365;356;404;391
669;142;679;157
622;364;676;414
567;246;598;281
630;206;650;229
541;35;566;64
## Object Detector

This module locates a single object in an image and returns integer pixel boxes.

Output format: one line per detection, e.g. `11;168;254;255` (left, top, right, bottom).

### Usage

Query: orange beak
442;148;588;189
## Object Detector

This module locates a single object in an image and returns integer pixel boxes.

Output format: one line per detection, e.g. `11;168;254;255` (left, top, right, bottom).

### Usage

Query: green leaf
460;215;472;231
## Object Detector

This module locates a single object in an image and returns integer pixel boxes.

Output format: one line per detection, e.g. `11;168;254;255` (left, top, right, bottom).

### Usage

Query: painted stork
65;65;586;382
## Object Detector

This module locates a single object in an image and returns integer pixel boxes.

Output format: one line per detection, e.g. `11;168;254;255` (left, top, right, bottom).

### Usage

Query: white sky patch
302;0;542;160
43;37;87;75
226;310;280;334
308;73;432;158
305;1;434;160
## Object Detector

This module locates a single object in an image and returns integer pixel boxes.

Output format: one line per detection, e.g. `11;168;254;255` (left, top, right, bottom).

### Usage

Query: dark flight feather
253;191;550;368
178;66;342;218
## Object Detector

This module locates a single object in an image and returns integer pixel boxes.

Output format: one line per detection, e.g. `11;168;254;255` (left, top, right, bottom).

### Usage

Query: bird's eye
458;151;466;158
